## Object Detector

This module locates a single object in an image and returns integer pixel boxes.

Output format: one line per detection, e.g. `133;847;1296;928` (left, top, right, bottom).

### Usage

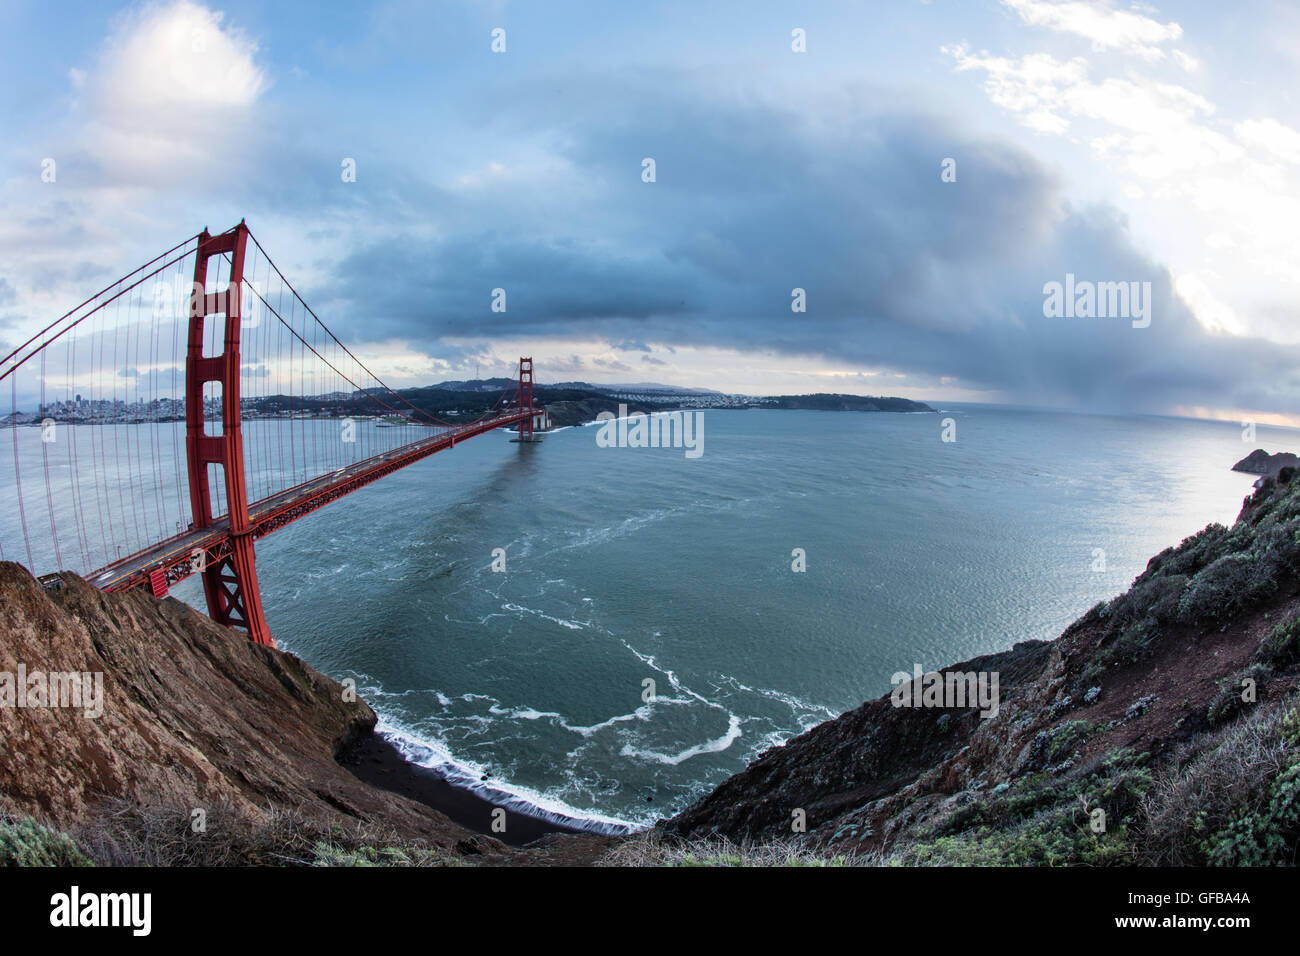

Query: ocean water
188;406;1281;829
2;406;1289;830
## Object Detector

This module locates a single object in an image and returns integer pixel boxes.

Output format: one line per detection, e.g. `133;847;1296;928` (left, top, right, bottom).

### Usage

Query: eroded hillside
664;470;1300;865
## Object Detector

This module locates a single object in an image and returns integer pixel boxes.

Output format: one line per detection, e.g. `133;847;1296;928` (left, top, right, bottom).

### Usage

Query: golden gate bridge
0;221;545;647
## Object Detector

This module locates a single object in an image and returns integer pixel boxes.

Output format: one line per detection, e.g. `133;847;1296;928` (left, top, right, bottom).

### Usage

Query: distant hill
1233;448;1300;478
762;393;935;413
426;377;513;392
549;381;724;396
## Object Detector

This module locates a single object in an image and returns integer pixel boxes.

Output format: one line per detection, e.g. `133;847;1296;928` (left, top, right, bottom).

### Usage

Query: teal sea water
3;406;1289;829
197;405;1283;829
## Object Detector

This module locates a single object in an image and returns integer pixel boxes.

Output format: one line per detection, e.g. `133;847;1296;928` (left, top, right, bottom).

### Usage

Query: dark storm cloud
312;74;1300;415
326;232;696;340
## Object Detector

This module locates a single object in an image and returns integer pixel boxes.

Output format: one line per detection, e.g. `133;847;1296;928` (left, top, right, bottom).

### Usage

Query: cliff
5;469;1299;866
661;468;1300;865
542;396;660;429
1233;448;1300;478
0;565;607;865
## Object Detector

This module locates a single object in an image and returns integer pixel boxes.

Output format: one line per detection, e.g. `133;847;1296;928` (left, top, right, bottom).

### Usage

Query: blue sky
2;0;1299;422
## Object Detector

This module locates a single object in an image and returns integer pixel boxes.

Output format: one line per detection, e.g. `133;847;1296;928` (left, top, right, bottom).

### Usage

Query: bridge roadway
90;409;535;594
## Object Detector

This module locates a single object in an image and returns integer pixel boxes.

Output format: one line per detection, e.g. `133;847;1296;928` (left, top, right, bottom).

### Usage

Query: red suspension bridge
0;222;545;647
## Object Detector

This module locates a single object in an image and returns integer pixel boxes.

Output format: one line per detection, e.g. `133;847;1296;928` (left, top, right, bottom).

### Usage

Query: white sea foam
619;713;743;766
716;674;838;721
501;602;586;630
375;715;639;834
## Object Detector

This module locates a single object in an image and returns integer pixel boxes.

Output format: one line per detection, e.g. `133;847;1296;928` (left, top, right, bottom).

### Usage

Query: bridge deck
92;410;535;593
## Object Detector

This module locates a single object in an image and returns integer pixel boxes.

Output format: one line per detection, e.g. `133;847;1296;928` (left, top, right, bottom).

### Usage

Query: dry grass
1137;699;1300;866
70;798;466;867
597;829;871;867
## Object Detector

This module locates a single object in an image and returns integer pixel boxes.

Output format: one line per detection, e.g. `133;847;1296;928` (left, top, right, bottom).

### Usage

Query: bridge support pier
185;223;274;647
509;356;544;443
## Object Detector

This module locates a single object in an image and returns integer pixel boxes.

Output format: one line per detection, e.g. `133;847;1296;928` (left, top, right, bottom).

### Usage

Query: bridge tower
185;223;274;647
515;356;542;442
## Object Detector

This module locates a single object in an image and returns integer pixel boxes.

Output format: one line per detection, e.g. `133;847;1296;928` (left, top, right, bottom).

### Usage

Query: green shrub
1206;665;1269;728
1178;553;1275;626
71;799;462;867
309;843;437;867
1046;721;1096;764
1258;615;1300;669
0;816;93;867
896;749;1151;866
899;811;1133;867
599;835;856;867
1200;707;1300;865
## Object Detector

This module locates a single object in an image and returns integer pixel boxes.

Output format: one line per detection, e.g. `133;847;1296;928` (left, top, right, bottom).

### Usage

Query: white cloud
83;1;267;179
947;15;1300;345
942;45;1086;134
97;1;265;113
0;2;270;344
946;44;1228;168
1235;117;1300;164
1174;272;1241;335
1001;0;1182;61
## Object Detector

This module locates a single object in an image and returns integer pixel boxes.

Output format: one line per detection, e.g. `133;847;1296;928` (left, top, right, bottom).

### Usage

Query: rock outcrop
1233;448;1299;477
0;564;498;852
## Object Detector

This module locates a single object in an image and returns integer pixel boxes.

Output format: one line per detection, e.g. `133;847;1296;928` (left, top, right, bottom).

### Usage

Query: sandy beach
341;732;594;847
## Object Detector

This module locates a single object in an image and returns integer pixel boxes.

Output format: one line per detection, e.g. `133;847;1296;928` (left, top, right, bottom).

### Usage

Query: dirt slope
0;563;616;862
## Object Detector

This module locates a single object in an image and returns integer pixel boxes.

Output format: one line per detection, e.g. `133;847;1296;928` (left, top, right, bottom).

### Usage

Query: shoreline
340;731;601;847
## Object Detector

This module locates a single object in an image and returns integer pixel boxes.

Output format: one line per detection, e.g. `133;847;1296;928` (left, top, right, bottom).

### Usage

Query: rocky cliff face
0;564;612;863
666;470;1300;864
542;397;659;428
0;564;375;828
1233;448;1300;477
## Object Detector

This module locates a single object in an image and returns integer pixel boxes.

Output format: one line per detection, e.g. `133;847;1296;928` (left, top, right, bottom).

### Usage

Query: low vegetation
1140;700;1300;865
1080;469;1300;689
598;832;861;867
0;815;94;867
1;799;465;867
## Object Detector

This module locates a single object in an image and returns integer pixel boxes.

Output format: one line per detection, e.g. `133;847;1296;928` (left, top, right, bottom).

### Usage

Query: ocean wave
375;715;639;834
715;674;837;721
500;601;587;630
619;713;743;766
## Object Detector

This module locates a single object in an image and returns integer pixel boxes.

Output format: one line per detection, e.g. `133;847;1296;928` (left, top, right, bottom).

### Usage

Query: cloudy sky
2;0;1299;423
